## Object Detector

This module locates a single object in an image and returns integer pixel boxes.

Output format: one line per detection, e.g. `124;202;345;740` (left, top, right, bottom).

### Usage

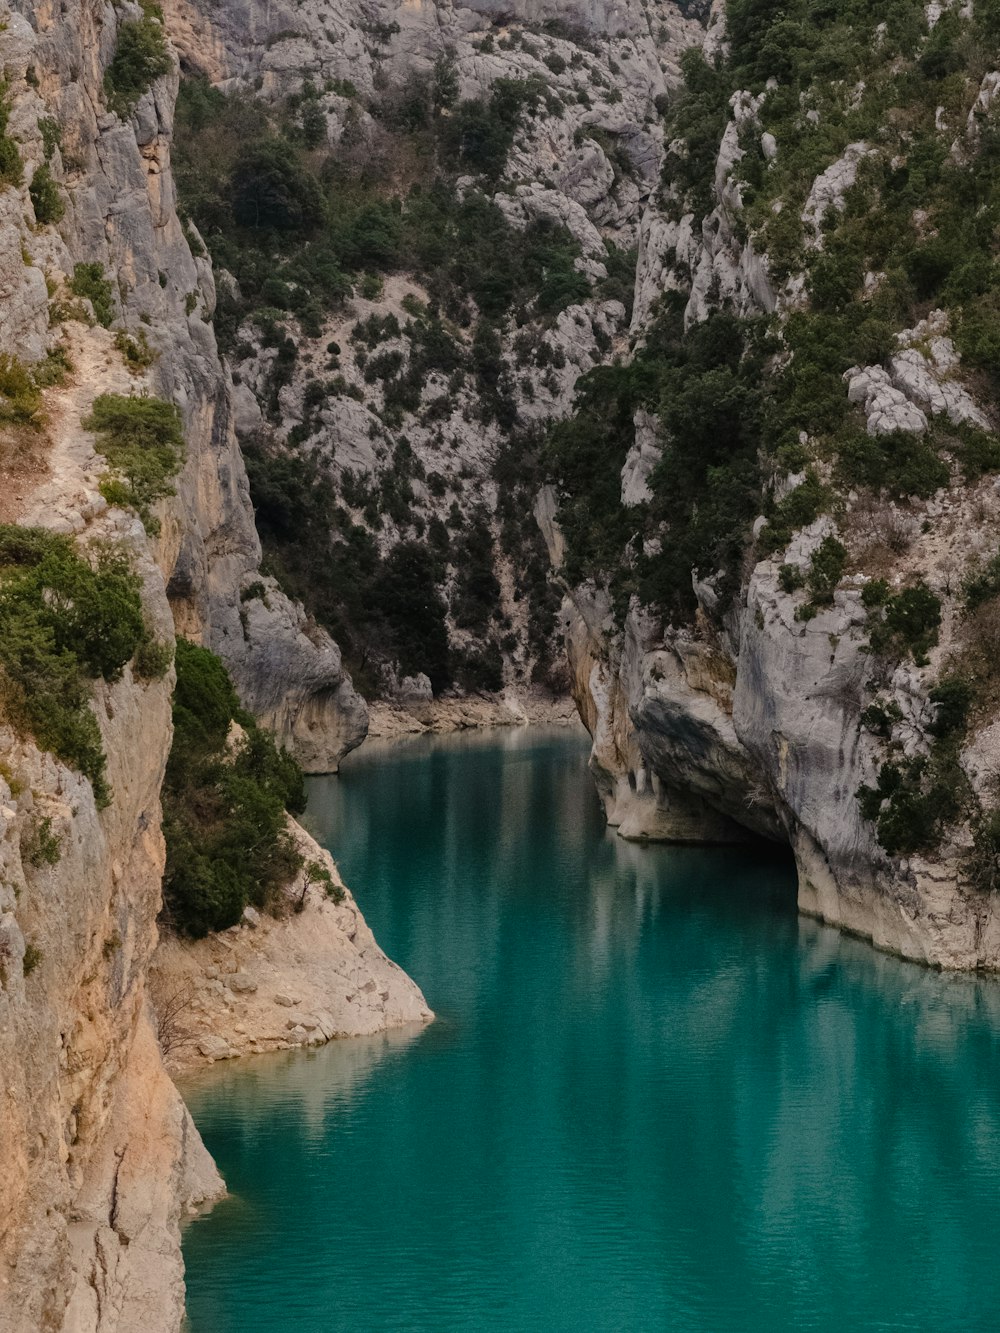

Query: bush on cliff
69;263;116;329
0;526;149;807
162;639;306;938
28;164;64;225
83;392;185;533
104;17;172;119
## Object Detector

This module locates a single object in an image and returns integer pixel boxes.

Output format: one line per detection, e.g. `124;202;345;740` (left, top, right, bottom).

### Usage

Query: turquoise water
182;728;1000;1332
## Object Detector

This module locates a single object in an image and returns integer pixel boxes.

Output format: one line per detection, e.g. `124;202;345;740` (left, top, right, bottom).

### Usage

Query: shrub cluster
862;579;941;664
29;164;64;225
83;392;185;532
0;355;44;429
0;83;23;188
173;76;593;351
546;306;770;619
162;639;306;937
104;17;171;118
0;526;153;806
636;0;1000;626
70;263;116;328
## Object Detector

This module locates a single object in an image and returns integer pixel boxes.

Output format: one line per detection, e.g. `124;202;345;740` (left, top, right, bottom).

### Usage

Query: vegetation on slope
549;0;1000;623
541;0;1000;868
0;526;167;807
104;15;172;118
84;392;186;533
174;72;586;350
162;639;306;937
174;66;592;693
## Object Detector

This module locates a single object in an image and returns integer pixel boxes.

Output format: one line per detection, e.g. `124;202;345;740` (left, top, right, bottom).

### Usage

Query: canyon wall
557;1;1000;969
0;3;427;1329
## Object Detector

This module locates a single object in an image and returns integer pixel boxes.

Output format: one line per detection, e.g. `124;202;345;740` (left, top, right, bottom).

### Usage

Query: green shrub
858;667;972;857
114;330;156;372
133;629;174;680
867;581;942;664
22;942;42;976
927;676;973;737
104;17;172;118
779;563;804;593
0;84;23;188
453;643;504;692
70;263;115;328
804;534;846;607
230;140;326;231
22;815;61;867
860;697;902;737
964;806;1000;894
304;857;345;905
162;640;306;937
29;164;64;224
964;552;1000;611
758;470;831;555
39;117;61;161
836;429;949;500
83;392;185;532
440;78;546;179
857;758;953;856
0;526;148;805
0;355;43;429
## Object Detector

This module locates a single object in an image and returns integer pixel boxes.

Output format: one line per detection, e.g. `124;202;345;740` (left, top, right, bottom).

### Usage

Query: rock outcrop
151;822;432;1070
565;481;1000;969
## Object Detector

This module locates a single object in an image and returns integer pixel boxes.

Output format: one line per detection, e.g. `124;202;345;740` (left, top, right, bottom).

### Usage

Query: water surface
183;728;1000;1331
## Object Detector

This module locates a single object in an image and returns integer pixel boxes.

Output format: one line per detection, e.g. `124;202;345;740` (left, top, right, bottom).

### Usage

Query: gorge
184;729;1000;1332
0;0;998;1326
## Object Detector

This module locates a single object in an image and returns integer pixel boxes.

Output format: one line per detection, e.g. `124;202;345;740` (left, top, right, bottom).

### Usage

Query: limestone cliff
158;0;703;701
0;4;426;1330
555;0;1000;969
156;0;1000;977
5;0;367;773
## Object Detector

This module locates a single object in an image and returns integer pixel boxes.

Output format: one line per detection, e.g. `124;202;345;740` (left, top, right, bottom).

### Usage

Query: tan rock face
0;1;420;1328
0;503;222;1333
150;823;432;1075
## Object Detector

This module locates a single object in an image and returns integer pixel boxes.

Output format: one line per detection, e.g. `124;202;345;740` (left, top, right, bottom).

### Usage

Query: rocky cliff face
5;0;367;773
159;0;703;699
157;0;1000;977
0;3;426;1329
556;0;1000;969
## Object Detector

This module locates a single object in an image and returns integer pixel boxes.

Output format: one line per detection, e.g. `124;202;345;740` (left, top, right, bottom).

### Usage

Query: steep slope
160;0;1000;971
552;0;1000;967
0;4;427;1330
7;0;367;772
160;0;703;702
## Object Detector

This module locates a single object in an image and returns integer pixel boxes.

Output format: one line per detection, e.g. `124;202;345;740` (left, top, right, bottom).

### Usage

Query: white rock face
801;142;872;245
620;409;661;506
844;310;992;438
845;365;929;435
565;468;1000;972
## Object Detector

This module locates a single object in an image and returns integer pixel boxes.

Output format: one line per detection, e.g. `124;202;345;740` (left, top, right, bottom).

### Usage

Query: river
182;727;1000;1331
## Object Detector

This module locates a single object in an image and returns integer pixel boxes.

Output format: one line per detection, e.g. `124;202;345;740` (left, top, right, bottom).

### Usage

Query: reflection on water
183;728;1000;1333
